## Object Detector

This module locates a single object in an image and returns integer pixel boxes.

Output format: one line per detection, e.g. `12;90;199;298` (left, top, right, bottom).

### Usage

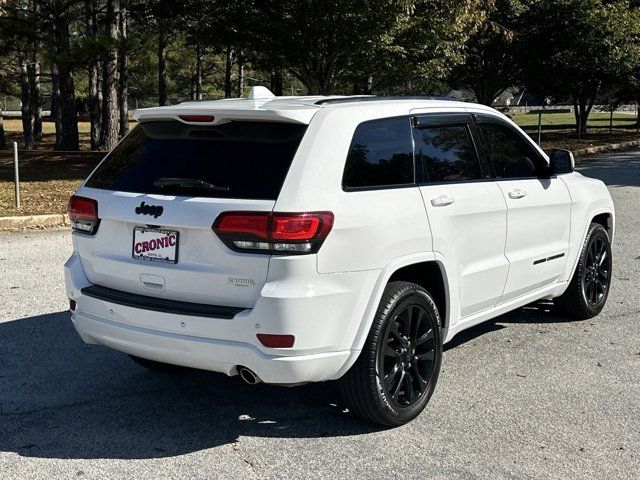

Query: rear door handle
508;189;527;199
431;195;455;207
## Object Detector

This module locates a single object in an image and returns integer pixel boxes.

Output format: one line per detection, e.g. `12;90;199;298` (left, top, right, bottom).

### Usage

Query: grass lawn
2;118;92;135
0;149;104;217
0;122;103;217
509;111;638;128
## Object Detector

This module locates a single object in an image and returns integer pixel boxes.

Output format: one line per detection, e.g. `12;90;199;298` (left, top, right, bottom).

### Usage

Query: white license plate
132;227;179;264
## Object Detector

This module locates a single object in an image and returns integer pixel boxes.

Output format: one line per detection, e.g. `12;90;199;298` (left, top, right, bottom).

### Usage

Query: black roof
314;95;460;106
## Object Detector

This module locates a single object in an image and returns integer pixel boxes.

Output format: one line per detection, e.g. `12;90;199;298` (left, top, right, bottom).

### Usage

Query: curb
574;139;640;158
0;214;69;230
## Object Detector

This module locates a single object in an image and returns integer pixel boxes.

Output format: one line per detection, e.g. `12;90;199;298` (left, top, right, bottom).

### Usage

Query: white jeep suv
65;88;614;426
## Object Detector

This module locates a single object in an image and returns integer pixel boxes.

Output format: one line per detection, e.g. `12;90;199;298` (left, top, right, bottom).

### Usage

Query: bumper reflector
257;334;295;348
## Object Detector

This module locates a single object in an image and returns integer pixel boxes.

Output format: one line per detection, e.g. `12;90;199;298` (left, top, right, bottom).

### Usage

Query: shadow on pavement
0;311;382;460
0;302;587;460
445;299;583;350
577;150;640;187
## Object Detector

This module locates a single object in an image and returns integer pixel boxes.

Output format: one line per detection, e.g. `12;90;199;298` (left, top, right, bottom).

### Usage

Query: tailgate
71;118;307;308
74;188;273;308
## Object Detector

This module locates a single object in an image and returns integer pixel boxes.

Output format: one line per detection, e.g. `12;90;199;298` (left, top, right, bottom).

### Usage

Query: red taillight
178;115;215;123
68;195;100;235
212;211;334;254
257;334;295;348
272;214;323;240
214;213;269;240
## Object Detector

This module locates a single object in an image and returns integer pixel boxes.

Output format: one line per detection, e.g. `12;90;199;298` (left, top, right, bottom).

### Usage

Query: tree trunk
19;52;34;150
364;76;373;95
100;0;120;151
302;77;331;96
573;98;588;137
57;63;80;151
304;58;337;95
51;63;63;149
224;46;233;98
0;109;7;149
86;0;101;150
31;60;42;142
572;87;598;138
194;40;203;100
353;76;374;95
474;85;507;107
270;71;283;96
158;28;168;106
118;0;129;138
27;49;43;143
53;3;79;151
296;69;334;96
89;62;102;150
236;52;244;98
467;74;509;106
609;108;613;135
30;0;42;143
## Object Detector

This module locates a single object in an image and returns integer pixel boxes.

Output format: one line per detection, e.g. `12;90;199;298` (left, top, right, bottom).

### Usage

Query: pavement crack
232;440;261;479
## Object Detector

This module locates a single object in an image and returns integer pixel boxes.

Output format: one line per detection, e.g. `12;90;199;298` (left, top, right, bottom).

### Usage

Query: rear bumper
71;312;350;384
65;252;379;384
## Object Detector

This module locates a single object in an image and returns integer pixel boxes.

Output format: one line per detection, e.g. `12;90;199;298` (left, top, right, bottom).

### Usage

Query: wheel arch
387;262;448;329
591;211;614;239
335;253;454;380
561;207;615;289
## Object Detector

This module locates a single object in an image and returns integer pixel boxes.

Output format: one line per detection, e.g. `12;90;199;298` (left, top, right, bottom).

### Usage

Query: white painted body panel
73;187;274;308
65;95;615;384
418;182;509;318
496;177;572;302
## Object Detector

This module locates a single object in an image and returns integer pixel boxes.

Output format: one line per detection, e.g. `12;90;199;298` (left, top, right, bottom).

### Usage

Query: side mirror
549;149;575;175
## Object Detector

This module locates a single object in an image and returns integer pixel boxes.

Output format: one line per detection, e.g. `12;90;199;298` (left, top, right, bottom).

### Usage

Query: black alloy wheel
555;223;612;319
379;303;438;408
338;281;442;426
582;232;611;308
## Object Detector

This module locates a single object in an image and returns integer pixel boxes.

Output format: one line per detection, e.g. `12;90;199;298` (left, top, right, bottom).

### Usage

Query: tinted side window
413;125;482;183
477;123;542;179
342;117;414;189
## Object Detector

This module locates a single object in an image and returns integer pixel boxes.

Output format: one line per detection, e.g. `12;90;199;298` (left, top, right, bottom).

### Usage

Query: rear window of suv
85;120;307;200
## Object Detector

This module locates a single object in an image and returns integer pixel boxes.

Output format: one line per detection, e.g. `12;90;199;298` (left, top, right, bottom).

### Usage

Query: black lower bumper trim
81;284;246;319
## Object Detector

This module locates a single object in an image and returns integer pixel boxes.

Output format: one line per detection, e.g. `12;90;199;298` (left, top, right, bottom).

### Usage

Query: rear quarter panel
275;105;434;274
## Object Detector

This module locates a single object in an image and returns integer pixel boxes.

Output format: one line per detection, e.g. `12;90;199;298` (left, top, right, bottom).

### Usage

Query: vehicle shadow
445;299;581;350
0;303;588;460
0;311;378;461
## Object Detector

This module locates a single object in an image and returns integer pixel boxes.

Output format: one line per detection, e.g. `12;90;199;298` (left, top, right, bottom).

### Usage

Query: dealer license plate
132;227;179;264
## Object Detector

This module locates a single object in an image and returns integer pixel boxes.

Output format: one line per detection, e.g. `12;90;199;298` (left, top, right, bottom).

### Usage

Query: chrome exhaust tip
238;366;261;385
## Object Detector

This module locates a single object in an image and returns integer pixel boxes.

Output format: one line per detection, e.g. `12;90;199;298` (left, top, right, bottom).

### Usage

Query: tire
129;355;185;373
555;223;612;319
338;281;443;426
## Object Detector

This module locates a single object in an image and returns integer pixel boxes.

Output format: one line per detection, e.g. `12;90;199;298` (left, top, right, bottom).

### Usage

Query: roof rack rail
315;95;459;105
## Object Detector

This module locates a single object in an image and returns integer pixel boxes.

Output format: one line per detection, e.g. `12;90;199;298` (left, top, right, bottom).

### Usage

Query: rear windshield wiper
153;177;230;192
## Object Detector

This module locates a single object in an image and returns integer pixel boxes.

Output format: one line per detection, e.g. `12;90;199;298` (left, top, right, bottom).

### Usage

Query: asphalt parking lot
1;150;639;479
